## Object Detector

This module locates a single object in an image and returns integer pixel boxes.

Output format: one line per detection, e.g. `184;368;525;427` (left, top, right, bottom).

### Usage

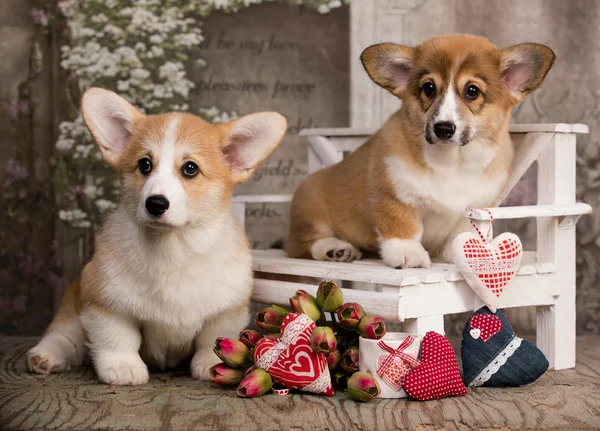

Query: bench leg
537;303;575;370
402;315;445;336
536;133;577;370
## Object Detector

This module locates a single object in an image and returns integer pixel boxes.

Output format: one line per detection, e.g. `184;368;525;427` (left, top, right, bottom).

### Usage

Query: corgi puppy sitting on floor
286;34;554;268
27;88;287;385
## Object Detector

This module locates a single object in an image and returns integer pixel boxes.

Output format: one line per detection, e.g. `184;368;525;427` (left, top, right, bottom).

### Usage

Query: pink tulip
358;314;386;340
327;349;341;370
255;305;289;333
346;371;381;402
316;280;344;312
213;337;252;368
290;290;324;323
310;326;337;355
209;363;245;386
337;303;366;329
239;329;263;348
237;368;272;398
340;346;360;373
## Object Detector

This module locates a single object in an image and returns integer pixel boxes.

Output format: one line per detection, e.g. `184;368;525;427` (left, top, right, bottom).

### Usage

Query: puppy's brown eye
182;161;199;178
465;85;480;100
138;158;152;175
422;82;436;98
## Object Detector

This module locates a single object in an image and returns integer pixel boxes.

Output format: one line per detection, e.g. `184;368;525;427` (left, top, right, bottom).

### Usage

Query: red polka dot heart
402;331;467;401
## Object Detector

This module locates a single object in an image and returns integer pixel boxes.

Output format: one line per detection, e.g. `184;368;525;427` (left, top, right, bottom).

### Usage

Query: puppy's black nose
433;122;456;140
145;195;170;217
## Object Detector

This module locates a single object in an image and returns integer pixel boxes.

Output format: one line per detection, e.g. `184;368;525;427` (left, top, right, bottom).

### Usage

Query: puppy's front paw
311;237;362;262
27;347;69;374
95;353;149;385
190;350;219;380
380;239;431;269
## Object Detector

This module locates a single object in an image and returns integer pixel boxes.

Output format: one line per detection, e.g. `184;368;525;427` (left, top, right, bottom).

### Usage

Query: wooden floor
1;336;599;431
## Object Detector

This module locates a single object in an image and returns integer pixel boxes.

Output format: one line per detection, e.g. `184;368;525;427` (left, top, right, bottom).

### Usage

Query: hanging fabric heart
452;211;522;313
254;313;334;396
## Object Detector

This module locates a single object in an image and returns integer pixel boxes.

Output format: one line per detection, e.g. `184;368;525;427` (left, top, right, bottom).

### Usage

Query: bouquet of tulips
210;280;385;402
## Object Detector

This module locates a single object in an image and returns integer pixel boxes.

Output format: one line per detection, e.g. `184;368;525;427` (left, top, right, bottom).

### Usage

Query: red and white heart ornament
254;313;334;396
376;336;420;392
452;211;522;313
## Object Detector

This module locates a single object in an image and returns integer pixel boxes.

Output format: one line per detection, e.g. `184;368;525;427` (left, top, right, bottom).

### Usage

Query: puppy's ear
499;43;555;104
220;112;287;184
361;43;415;98
81;88;143;167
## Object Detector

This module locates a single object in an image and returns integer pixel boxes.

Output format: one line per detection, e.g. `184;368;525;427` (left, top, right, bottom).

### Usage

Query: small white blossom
95;199;116;211
56;137;75;152
173;32;202;47
130;68;150;80
91;14;108;24
149;34;163;44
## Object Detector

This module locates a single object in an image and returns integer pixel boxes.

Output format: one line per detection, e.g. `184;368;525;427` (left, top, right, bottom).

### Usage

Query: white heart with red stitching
452;232;522;313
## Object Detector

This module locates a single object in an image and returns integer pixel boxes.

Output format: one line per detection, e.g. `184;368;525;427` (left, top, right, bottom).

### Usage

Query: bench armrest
465;203;592;221
299;123;589;138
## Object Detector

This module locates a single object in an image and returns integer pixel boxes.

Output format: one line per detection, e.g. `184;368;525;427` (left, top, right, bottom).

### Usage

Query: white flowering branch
56;0;349;228
55;0;347;229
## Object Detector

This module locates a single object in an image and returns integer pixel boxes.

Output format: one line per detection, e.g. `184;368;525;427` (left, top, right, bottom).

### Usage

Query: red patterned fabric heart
254;313;334;396
403;332;467;400
453;232;522;313
469;314;502;342
377;354;414;391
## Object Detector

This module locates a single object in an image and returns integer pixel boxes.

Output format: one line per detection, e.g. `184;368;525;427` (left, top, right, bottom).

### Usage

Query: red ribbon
376;336;420;377
469;209;494;243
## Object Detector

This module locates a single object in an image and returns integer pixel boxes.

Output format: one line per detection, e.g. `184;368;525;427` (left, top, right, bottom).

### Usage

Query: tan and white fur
286;35;554;268
27;88;287;385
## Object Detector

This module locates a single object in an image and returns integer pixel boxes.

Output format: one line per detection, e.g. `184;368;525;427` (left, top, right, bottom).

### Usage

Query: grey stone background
192;3;349;249
0;0;598;335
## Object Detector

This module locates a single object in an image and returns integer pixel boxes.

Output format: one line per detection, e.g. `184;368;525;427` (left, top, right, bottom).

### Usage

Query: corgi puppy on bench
286;35;554;268
27;88;287;385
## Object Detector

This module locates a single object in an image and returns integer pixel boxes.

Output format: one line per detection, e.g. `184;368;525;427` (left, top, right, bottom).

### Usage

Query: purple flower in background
30;8;48;26
0;297;10;310
17;253;34;277
8;99;30;120
12;295;27;312
4;159;28;187
71;185;84;195
47;271;67;293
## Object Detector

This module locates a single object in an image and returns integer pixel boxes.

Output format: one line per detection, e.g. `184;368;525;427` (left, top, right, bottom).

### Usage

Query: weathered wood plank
1;336;599;430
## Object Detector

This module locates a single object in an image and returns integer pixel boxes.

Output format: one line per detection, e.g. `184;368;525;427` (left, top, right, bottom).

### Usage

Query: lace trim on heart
468;336;522;387
255;314;312;371
302;365;332;394
456;257;521;274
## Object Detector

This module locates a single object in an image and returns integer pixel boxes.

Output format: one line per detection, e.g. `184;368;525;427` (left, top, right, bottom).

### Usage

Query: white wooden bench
232;124;592;370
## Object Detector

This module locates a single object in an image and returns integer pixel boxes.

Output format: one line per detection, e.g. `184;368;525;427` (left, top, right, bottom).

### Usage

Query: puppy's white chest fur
385;144;507;251
385;156;503;213
95;209;251;368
